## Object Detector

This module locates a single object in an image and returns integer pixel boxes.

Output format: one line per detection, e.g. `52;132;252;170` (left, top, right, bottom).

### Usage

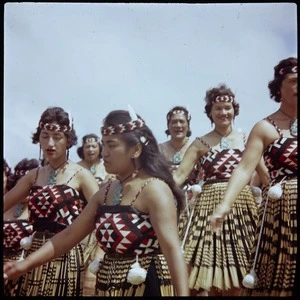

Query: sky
3;2;297;168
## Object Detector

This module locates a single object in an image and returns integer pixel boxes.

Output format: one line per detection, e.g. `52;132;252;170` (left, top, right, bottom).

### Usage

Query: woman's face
39;125;68;161
280;73;298;105
168;113;189;139
83;140;100;163
101;135;135;176
210;101;234;126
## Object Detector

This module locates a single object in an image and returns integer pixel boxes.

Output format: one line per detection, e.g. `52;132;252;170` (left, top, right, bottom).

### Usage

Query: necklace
214;127;232;150
14;202;26;218
112;173;134;205
169;139;189;165
90;164;97;175
279;109;298;137
47;160;68;185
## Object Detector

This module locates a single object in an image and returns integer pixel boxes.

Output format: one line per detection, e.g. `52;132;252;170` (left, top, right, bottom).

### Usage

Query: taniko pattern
95;207;159;255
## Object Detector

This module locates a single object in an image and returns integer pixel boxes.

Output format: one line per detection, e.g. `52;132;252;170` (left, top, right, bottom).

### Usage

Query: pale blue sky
4;2;297;168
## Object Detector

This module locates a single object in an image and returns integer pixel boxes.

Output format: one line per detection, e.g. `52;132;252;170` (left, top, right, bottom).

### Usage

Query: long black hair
102;110;185;215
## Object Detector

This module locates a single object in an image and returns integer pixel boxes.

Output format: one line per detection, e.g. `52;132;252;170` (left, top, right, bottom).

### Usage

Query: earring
131;157;139;179
67;149;69;160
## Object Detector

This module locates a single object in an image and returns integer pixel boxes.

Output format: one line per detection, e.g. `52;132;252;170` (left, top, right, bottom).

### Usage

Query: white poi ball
268;183;283;200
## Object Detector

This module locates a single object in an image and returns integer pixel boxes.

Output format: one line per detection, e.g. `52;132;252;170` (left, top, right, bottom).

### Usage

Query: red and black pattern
28;184;86;233
39;122;72;132
95;205;160;255
101;119;145;136
3;220;33;250
264;137;297;180
201;148;243;180
241;119;297;297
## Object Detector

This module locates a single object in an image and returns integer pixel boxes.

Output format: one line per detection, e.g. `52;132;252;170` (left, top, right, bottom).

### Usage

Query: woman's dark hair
7;158;39;191
204;83;240;123
103;110;186;215
32;107;77;149
268;57;297;103
165;106;192;137
3;159;12;178
77;133;102;159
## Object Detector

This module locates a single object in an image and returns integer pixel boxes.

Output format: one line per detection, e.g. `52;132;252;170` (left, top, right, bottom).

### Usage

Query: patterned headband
14;170;29;176
275;65;297;78
39;122;72;132
84;137;100;144
167;109;191;122
212;95;234;104
101;119;145;136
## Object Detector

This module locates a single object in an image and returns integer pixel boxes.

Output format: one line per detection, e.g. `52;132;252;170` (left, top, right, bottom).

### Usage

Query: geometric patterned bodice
94;178;161;255
28;184;87;233
200;148;243;181
264;138;297;181
94;205;160;255
3;219;33;251
263;118;297;181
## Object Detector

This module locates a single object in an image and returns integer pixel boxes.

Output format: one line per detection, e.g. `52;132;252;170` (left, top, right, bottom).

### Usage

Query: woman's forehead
101;135;123;143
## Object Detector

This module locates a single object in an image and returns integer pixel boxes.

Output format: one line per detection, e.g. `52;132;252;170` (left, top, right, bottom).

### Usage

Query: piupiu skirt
178;190;195;244
3;249;24;296
182;181;258;291
80;230;100;268
14;231;85;296
95;253;174;296
241;178;297;296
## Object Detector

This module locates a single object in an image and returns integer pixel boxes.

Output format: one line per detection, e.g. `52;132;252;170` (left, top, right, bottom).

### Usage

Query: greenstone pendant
14;203;25;218
47;170;57;185
112;181;122;205
290;119;297;137
172;152;181;165
90;164;96;175
220;137;230;150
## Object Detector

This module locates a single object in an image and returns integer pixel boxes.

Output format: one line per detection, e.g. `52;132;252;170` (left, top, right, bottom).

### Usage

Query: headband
101;104;147;137
167;109;191;122
14;169;29;176
212;95;234;104
275;65;297;78
83;137;100;144
39;122;72;132
101;119;145;136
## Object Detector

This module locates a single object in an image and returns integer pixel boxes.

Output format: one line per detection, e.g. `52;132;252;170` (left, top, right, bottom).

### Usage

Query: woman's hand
3;260;28;281
210;202;231;230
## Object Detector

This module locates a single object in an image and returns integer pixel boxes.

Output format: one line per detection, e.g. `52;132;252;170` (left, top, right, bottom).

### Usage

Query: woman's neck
81;159;99;169
214;125;232;137
48;158;68;170
169;137;188;152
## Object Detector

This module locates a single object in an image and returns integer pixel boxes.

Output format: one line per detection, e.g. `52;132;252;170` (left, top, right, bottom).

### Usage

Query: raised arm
4;189;102;281
173;138;204;187
210;122;267;228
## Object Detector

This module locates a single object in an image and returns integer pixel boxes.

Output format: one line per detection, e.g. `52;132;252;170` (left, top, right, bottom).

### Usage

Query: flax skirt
14;232;85;296
3;250;23;296
181;181;258;292
241;178;297;296
95;253;174;296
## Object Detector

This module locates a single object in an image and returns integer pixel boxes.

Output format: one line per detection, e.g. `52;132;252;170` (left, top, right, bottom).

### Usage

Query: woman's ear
133;143;143;158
